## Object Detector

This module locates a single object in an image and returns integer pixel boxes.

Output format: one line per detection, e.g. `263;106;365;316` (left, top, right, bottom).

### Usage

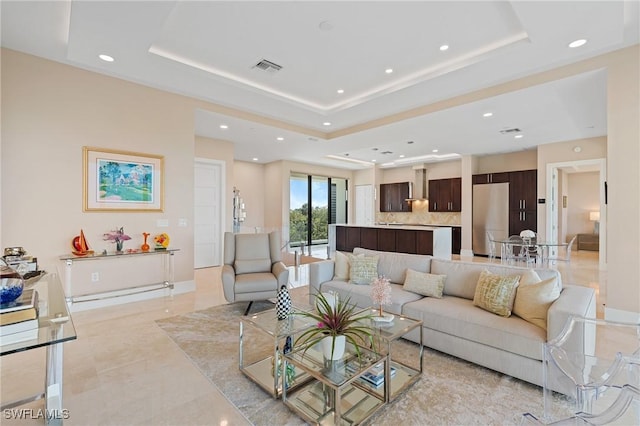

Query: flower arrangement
103;227;131;252
295;292;375;360
154;233;170;249
371;276;392;317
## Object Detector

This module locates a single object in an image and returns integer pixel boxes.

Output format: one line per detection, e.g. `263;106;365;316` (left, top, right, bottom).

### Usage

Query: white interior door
355;185;373;225
194;159;224;268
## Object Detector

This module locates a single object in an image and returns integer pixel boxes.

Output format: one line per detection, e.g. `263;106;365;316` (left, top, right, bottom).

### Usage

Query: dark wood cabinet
428;178;461;212
377;228;397;252
508;170;537;235
380;182;412;212
451;227;461;255
472;172;510;184
395;229;417;254
416;231;434;255
334;225;445;256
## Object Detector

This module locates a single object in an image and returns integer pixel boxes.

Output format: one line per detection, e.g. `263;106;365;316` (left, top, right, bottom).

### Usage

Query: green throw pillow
349;255;379;285
403;269;446;298
473;269;521;317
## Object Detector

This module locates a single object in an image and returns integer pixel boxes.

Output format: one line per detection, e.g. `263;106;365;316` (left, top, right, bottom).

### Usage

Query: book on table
347;361;396;388
0;319;39;345
0;289;39;325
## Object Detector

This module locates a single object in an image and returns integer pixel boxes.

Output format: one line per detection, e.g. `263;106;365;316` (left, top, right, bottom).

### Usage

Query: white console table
59;249;178;306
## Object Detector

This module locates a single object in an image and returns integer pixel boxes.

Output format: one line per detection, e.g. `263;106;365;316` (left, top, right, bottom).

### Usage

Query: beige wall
566;172;600;237
606;45;640;318
2;49;195;289
475;150;537;173
233;161;265;233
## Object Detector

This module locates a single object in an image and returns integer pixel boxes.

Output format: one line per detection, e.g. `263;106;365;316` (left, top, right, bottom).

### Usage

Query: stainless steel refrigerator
472;182;510;256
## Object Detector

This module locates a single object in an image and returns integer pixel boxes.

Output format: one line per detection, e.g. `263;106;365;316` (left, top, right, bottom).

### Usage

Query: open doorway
546;158;606;269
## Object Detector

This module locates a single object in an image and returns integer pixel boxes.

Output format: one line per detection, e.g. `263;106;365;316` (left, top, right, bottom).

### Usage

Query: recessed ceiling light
276;137;284;141
98;54;114;62
337;89;344;94
399;154;405;158
385;68;393;74
439;45;449;51
252;157;258;161
568;39;587;48
323;122;332;126
431;149;439;153
483;112;493;117
371;159;377;162
514;134;524;139
219;124;228;129
573;146;582;153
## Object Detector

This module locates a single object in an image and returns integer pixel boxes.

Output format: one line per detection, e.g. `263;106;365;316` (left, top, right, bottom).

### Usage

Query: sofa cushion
319;280;423;315
473;270;521;317
403;269;446;298
353;248;431;284
402;296;546;360
349;255;379;284
334;251;352;280
513;277;560;330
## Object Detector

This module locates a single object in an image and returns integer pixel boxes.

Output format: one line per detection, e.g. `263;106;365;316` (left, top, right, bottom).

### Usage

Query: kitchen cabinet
472;172;510;185
508;170;537;235
379;182;412;212
451;227;461;255
428;178;461;212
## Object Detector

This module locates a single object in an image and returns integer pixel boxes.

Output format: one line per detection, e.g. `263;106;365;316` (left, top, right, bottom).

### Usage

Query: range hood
407;164;428;200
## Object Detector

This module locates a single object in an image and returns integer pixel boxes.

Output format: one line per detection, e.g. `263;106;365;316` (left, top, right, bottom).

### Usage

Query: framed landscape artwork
83;147;164;212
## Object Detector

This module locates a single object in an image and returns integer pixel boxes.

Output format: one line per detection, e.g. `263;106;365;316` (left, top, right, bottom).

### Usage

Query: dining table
495;238;568;265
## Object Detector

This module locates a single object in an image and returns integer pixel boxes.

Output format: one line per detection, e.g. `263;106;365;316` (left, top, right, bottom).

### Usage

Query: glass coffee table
239;307;316;398
359;308;423;402
282;340;387;425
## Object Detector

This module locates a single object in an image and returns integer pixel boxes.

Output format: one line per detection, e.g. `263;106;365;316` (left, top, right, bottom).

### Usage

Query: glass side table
239;307;315;398
359;308;423;402
282;341;386;425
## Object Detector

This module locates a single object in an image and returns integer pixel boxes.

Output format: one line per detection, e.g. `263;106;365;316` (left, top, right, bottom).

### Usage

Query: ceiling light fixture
432;149;439;153
439;45;449;51
323;122;332;126
252;158;258;161
98;54;114;62
385;68;393;74
483;112;493;117
276;137;284;141
399;155;405;158
219;124;228;129
569;39;587;48
514;134;524;139
337;89;344;94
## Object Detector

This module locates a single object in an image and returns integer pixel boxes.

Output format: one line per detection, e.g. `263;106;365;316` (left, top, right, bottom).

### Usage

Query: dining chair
504;235;526;264
554;235;578;263
485;231;497;261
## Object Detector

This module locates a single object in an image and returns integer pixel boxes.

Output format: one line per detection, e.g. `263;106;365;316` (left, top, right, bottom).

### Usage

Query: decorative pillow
403;269;446;298
349;255;379;285
472;270;521;317
513;277;560;330
519;269;542;286
334;251;351;280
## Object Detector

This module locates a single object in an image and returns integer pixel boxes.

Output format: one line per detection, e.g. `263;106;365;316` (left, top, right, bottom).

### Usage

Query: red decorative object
72;229;94;256
141;232;150;252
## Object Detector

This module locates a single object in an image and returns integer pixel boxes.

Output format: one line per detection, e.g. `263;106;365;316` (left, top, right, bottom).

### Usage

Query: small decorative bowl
0;278;24;304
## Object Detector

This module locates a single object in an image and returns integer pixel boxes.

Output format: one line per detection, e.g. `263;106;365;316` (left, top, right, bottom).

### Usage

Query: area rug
156;287;566;425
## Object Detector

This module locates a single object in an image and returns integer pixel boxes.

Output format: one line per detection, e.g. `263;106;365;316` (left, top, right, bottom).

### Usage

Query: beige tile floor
0;250;603;425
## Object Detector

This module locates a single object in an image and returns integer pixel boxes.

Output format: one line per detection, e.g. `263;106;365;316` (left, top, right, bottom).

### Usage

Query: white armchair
221;231;289;315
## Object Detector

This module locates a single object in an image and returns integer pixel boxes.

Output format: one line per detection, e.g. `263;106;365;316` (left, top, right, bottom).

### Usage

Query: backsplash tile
375;200;461;226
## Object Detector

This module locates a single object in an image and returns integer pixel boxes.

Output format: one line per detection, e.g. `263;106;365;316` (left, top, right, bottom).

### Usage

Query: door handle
523;200;526;209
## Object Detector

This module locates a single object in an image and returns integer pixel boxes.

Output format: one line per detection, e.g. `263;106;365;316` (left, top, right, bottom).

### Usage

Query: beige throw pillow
349;255;379;285
473;270;520;317
513;277;560;330
403;269;446;298
334;251;351;280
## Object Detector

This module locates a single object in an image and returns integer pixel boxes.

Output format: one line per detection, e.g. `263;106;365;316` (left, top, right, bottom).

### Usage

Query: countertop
334;223;455;231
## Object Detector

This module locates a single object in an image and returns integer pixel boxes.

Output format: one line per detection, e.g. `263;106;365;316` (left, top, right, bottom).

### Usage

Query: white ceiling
2;1;638;169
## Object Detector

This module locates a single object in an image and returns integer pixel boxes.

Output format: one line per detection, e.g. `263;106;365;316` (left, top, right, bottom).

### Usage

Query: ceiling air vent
500;128;521;134
253;59;282;73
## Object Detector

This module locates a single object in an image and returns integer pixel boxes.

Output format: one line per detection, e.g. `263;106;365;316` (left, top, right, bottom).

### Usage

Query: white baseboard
68;279;196;312
604;306;640;323
460;249;474;259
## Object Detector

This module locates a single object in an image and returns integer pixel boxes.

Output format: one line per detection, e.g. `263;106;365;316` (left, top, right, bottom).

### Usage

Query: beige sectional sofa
308;247;597;389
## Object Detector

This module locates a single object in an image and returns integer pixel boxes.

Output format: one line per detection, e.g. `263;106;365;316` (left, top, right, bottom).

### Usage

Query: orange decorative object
154;233;170;250
141;232;150;252
72;229;94;256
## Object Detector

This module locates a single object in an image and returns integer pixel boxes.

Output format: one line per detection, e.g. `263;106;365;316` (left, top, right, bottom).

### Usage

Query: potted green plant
295;292;376;361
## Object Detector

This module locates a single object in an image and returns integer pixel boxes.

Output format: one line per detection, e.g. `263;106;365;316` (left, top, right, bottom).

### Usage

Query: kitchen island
329;224;452;259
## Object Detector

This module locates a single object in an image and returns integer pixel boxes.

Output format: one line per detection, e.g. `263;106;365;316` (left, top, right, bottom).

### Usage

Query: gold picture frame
83;147;164;212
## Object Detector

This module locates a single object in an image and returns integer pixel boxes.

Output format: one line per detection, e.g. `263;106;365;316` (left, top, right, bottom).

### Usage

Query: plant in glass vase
103;227;131;253
295;292;375;361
